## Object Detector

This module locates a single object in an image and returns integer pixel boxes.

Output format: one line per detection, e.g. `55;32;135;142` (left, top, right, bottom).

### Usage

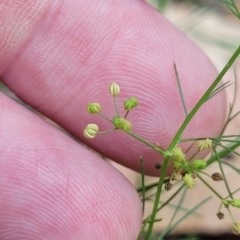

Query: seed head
212;172;223;181
113;117;132;131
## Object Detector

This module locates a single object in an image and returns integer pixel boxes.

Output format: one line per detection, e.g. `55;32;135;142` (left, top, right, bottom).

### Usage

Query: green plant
84;2;240;239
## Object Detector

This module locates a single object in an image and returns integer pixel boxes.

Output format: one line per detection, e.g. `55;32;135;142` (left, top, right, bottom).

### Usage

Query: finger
0;93;141;240
1;0;226;175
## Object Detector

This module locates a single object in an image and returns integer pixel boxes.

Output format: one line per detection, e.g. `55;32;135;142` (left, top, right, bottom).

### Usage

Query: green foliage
83;2;240;239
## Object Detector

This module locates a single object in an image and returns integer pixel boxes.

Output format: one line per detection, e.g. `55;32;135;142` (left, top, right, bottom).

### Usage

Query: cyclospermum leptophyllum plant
84;45;240;239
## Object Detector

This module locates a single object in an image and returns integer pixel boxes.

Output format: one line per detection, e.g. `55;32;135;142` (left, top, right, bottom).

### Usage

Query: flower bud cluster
172;147;186;169
172;147;206;173
183;173;195;189
84;82;138;138
171;146;208;189
113;116;132;131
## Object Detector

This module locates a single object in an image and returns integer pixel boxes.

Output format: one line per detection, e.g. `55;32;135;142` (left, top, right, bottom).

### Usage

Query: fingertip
0;93;142;240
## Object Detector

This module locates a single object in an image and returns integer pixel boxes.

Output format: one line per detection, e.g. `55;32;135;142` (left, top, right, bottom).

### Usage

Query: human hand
0;1;226;239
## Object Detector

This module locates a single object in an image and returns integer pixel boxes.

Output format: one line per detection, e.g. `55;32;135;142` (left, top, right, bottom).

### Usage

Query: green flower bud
109;82;120;96
87;103;101;114
172;147;186;162
227;199;240;208
173;161;188;170
191;159;207;171
113;116;131;131
232;222;240;235
83;124;99;138
124;97;138;111
183;173;195;189
198;138;212;151
172;147;186;170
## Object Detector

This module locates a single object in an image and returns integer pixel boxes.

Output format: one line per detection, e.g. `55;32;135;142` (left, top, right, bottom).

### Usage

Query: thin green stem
144;155;170;240
174;63;188;117
98;129;115;134
137;178;170;194
124;110;130;119
168;45;240;152
137;216;151;240
207;137;240;165
157;196;212;240
126;131;165;155
225;187;240;199
98;113;112;122
143;46;240;239
114;96;119;117
163;188;187;232
140;156;146;214
220;69;238;134
197;173;223;200
142;184;184;223
227;207;236;223
213;148;233;199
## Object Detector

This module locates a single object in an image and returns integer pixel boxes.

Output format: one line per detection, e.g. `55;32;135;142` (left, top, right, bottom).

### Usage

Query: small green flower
172;147;186;162
109;82;120;96
173;172;182;181
87;103;101;114
232;222;240;235
113;116;132;131
227;199;240;208
124;97;138;111
183;173;195;189
191;159;207;171
83;124;99;138
172;147;186;170
173;161;188;170
198;138;212;151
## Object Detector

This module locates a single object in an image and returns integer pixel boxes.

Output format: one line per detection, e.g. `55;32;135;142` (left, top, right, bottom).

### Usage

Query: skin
0;0;226;239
